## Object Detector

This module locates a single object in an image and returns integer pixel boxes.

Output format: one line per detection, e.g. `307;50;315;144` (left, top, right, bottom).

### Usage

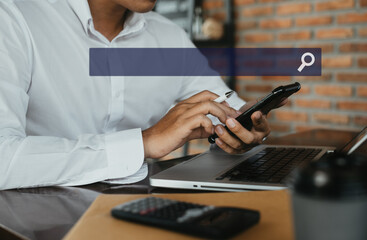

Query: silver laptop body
150;144;332;192
150;128;366;192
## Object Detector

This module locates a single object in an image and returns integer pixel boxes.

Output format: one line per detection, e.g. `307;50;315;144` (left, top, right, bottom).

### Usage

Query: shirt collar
67;0;92;35
120;11;146;37
67;0;146;37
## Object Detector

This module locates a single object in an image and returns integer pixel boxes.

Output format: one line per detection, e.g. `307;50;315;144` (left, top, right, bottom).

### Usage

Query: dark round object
291;152;367;200
208;135;217;144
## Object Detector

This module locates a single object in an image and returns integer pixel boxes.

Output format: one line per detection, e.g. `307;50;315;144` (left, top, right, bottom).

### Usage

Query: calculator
111;197;260;239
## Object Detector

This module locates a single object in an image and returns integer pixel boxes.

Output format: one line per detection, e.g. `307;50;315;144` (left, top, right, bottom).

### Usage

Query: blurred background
154;0;367;158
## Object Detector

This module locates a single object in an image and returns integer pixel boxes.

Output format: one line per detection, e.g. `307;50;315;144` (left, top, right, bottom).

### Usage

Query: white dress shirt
0;0;245;190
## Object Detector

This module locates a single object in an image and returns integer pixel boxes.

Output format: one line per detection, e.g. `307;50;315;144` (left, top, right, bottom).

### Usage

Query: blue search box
90;48;321;77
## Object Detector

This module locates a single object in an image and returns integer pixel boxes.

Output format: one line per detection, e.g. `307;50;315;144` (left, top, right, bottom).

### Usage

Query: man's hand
142;91;238;159
214;99;288;154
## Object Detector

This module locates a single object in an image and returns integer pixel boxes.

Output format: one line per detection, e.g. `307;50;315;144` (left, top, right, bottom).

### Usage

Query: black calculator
111;197;260;239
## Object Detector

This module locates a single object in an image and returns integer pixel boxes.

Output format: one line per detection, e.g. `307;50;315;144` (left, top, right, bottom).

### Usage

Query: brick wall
202;0;367;136
163;0;367;159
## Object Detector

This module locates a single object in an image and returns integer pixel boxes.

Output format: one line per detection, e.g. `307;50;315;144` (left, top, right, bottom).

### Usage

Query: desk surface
64;190;294;240
0;129;365;240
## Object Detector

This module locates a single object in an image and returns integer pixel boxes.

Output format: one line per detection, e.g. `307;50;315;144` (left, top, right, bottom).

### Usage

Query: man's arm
172;30;271;154
0;3;144;190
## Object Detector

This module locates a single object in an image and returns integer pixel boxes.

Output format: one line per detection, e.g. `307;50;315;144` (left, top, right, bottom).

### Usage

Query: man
0;0;272;190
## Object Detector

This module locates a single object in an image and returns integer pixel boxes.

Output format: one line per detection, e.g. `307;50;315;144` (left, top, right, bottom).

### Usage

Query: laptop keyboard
216;147;322;184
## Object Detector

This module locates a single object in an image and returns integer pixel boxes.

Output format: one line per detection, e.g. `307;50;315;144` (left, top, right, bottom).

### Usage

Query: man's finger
251;111;270;134
215;125;244;150
184;101;236;123
215;138;245;154
224;118;258;145
275;98;288;108
184;114;214;139
213;102;238;119
181;90;219;104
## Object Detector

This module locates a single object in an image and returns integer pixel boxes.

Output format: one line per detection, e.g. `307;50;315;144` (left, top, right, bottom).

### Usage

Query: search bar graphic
90;48;322;77
298;52;316;72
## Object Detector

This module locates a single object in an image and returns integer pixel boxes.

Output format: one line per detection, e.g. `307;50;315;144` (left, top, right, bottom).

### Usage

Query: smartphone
111;196;260;239
208;82;301;144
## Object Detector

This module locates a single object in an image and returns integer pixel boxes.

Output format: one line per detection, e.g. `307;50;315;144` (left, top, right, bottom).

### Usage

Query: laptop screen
339;127;367;155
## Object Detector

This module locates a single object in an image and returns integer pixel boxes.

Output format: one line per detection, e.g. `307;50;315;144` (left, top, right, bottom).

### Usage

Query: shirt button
115;91;123;98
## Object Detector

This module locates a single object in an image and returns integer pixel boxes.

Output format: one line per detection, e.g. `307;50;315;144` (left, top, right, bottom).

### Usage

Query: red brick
245;84;273;93
297;86;311;95
203;0;224;9
243;6;273;17
261;76;292;81
236;21;257;31
212;12;226;21
316;28;353;39
337;73;367;82
295;125;326;133
357;86;367;97
315;85;353;97
294;73;332;82
236;76;257;81
322;56;353;68
234;0;255;6
338;101;367;111
234;33;242;44
299;44;334;53
362;0;367;7
235;83;241;93
340;43;367;52
313;113;349;125
358;57;367;68
354;116;367;126
359;27;367;37
275;111;308;122
234;11;240;19
296;16;332;26
338;12;367;24
316;0;354;11
259;44;293;48
278;31;311;41
277;3;311;15
259;0;281;3
260;19;292;29
269;123;291;133
235;35;241;44
244;33;274;43
295;99;331;109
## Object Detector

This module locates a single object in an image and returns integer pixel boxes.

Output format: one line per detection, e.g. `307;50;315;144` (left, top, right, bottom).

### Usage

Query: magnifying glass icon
298;52;315;72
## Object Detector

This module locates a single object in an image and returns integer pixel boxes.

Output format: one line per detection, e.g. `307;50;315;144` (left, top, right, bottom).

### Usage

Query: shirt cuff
104;128;144;179
226;92;246;111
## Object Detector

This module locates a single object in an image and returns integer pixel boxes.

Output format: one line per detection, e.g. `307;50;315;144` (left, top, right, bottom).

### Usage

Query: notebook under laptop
150;127;367;192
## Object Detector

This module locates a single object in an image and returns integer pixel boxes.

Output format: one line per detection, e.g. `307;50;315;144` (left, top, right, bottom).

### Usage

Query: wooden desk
0;129;364;240
64;190;293;240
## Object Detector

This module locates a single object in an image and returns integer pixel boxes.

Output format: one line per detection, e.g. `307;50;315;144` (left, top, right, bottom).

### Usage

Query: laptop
150;127;367;192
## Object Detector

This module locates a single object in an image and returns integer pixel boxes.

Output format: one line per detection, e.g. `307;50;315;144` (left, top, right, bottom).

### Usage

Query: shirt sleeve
0;2;144;190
